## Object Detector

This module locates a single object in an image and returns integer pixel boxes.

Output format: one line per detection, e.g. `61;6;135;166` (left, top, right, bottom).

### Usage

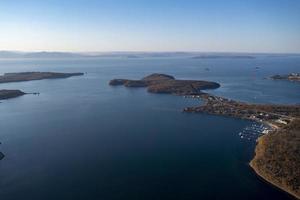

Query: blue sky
0;0;300;53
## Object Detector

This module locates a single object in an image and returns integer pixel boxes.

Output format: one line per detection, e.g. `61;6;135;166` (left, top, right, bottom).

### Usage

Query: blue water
0;56;299;200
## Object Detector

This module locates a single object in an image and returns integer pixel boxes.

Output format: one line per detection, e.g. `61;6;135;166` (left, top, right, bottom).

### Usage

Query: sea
0;55;299;200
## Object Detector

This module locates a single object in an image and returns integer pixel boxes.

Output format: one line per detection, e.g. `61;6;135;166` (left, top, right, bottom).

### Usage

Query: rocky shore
109;73;220;95
183;94;300;199
0;72;84;83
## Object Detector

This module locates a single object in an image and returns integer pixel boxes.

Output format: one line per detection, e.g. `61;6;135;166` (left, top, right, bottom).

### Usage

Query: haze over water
0;56;299;199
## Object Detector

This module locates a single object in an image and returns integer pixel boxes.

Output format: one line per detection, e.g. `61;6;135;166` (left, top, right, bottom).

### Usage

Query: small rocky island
0;72;84;83
270;73;300;82
109;73;220;95
110;73;300;199
0;89;25;100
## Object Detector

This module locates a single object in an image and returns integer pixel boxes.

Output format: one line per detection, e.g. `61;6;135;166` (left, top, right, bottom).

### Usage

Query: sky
0;0;300;53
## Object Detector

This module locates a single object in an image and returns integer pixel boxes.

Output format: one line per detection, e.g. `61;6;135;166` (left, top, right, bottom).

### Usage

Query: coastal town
183;94;299;130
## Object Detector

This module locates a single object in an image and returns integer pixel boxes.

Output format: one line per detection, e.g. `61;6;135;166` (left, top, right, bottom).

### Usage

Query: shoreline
249;121;298;199
249;119;300;199
183;94;300;199
250;147;300;199
110;74;300;199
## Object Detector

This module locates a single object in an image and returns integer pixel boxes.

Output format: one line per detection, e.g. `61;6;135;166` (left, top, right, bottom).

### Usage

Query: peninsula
0;72;84;84
183;94;300;199
110;74;300;199
0;89;25;100
109;73;220;95
270;73;300;82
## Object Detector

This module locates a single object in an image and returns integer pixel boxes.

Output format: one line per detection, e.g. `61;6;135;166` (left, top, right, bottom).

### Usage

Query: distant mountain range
0;51;86;59
0;51;299;59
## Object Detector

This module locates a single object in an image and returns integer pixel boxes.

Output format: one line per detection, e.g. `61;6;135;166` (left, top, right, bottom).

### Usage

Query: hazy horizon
1;50;300;55
1;0;300;53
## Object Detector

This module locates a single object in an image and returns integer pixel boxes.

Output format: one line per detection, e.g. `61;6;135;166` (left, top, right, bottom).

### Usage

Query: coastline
249;119;300;199
109;74;300;199
250;137;300;199
183;95;300;199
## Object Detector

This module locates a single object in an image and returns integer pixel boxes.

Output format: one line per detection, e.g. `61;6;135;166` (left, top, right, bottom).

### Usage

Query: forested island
109;73;220;95
110;73;300;199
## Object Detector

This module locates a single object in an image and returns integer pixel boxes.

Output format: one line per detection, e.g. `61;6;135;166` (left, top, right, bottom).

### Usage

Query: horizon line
1;50;300;55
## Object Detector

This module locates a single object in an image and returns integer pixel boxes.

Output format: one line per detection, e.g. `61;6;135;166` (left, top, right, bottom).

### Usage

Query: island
0;72;84;83
110;74;300;199
109;73;220;95
0;89;25;100
270;73;300;82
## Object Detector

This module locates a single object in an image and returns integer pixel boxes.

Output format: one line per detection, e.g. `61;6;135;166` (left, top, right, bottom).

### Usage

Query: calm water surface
0;56;299;199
